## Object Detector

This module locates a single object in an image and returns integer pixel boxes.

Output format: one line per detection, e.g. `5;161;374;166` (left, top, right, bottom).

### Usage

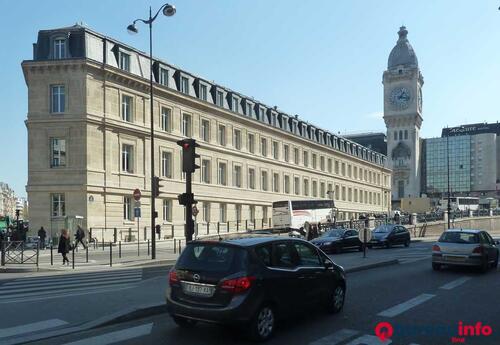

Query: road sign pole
363;228;367;258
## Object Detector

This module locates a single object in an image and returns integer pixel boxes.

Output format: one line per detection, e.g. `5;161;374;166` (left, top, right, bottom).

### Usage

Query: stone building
0;182;17;218
22;25;391;239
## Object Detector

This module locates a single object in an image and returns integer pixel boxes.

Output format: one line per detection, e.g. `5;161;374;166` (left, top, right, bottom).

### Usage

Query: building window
398;180;405;199
335;185;340;200
294;148;299;164
248;134;255;153
233;129;241;150
199;84;207;101
218;125;226;146
320;156;325;171
216;91;224;107
261;171;268;191
348;188;352;202
303;151;309;167
272;142;279;160
312;154;317;169
342;186;346;201
233;165;242;188
180;76;189;94
121;95;133;122
220;203;227;222
203;202;210;222
246;103;253;116
249;205;256;221
263;206;268;222
119;51;130;71
348;165;352;177
328;159;332;173
182;114;192;137
53;38;66;59
335;160;339;174
159;67;169;86
284;175;290;194
273;173;280;193
236;204;242;222
341;163;346;176
360;189;364;203
248;168;256;189
218;162;227;186
201;119;210;141
294;177;300;195
320;182;326;198
261;137;267;157
123;197;132;221
160;107;171;132
232;98;239;112
50;85;65;113
354;166;358;179
284;145;290;162
201;159;211;183
303;179;309;196
394;131;397;140
121;144;133;173
163;199;172;222
51;193;65;217
312;181;318;197
50;138;66;167
161;151;172;178
404;130;408;140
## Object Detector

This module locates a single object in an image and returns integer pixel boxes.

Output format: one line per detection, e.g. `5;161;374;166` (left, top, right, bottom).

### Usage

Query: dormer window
180;76;189;94
232;97;239;113
216;90;224;107
159;67;169;86
119;51;130;71
199;84;207;101
246;102;253;116
53;38;66;59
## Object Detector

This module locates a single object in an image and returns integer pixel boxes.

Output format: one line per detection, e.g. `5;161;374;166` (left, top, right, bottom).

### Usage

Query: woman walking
58;229;71;265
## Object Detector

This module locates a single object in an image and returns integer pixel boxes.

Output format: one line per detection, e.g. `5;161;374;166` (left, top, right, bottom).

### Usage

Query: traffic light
152;176;163;198
177;139;200;174
15;209;20;218
177;193;197;206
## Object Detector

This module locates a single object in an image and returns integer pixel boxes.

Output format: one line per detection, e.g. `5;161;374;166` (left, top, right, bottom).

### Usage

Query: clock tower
383;26;424;203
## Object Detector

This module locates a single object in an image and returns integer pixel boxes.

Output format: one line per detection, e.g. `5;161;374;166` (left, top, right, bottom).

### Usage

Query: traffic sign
358;228;372;243
134;207;141;218
192;205;199;217
133;188;141;201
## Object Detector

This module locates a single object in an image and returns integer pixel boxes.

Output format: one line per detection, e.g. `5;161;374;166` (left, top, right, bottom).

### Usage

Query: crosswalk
308;328;421;345
0;269;143;304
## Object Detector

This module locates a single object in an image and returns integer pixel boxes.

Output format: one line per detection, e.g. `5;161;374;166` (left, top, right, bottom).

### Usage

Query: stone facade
23;25;392;239
0;182;17;218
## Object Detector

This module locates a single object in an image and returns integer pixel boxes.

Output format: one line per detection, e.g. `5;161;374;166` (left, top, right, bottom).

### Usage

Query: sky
1;0;499;198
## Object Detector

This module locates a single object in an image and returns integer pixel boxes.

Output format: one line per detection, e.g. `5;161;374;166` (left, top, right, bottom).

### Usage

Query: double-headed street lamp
127;3;176;259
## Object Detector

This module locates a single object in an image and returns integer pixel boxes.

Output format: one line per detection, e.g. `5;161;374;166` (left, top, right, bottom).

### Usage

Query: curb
344;259;399;273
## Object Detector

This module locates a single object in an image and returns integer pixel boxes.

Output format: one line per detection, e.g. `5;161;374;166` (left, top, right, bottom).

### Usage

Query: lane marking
0;319;68;339
345;334;392;345
4;270;142;284
377;294;435;318
62;322;153;345
309;329;359;345
439;277;472;290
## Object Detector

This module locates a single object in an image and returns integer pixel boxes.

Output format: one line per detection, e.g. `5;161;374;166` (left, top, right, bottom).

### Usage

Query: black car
166;237;346;341
311;228;363;253
368;224;411;248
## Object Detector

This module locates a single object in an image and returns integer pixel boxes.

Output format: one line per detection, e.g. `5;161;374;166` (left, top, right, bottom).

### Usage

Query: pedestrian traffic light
177;139;200;174
152;176;163;198
177;193;197;206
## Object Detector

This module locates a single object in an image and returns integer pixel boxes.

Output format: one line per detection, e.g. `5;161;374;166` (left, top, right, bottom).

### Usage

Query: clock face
390;87;411;110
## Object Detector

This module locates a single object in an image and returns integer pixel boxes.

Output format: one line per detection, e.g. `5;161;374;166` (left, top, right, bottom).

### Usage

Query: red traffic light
183;143;190;149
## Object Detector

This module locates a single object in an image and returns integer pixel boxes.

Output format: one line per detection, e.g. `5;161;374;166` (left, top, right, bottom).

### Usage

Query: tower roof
387;26;418;69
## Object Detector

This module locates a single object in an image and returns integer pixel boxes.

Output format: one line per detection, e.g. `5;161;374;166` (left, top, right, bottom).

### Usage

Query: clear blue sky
1;0;499;197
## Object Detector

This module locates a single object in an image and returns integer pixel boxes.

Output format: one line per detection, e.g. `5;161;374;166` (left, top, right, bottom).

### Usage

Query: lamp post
446;130;451;229
127;3;176;259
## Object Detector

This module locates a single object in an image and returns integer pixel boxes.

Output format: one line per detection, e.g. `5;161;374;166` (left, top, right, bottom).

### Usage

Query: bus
439;197;479;212
272;200;335;230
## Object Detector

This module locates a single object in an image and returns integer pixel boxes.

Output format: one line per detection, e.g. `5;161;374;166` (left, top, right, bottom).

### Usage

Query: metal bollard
110;242;112;267
72;246;75;269
102;237;105;251
50;245;53;266
179;239;182;253
1;242;5;266
174;239;177;254
86;245;89;263
227;221;229;233
137;239;140;257
217;222;220;234
148;239;150;256
206;222;209;235
119;241;122;258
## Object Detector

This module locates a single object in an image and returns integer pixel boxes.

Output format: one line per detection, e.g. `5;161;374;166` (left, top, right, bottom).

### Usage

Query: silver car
432;229;499;272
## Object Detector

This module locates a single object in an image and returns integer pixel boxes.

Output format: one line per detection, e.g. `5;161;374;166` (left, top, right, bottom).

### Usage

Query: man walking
38;226;47;249
74;226;87;249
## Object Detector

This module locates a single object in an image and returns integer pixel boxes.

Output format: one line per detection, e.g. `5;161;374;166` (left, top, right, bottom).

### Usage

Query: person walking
58;229;71;265
38;227;47;249
74;226;87;249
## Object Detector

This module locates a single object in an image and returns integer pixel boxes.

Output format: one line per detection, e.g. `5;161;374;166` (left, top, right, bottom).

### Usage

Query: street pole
185;173;194;242
447;132;451;229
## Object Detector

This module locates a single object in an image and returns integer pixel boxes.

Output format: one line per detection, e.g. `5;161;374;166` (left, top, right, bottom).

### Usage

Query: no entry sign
133;188;141;201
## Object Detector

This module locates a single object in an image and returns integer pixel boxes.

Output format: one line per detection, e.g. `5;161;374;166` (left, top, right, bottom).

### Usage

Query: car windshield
373;225;392;233
439;232;479;244
321;229;344;238
176;243;247;273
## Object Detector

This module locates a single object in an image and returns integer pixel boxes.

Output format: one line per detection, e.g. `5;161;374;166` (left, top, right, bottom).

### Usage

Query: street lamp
446;128;451;229
127;3;176;260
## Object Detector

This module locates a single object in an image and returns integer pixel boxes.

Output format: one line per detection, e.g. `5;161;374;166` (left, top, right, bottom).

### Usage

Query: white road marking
62;322;153;345
344;334;392;345
3;270;141;284
309;329;359;345
377;293;435;317
439;277;472;290
0;319;68;339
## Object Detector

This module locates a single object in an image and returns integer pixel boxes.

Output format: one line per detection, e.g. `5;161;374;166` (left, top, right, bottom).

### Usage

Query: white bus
439;197;479;212
272;200;334;230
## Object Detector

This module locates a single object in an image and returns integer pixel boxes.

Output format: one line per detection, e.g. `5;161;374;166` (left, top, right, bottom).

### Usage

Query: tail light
432;244;441;252
472;246;483;254
220;276;256;294
169;270;179;285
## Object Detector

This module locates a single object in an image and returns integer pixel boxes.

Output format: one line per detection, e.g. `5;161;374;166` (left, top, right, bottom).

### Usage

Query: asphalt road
27;256;500;345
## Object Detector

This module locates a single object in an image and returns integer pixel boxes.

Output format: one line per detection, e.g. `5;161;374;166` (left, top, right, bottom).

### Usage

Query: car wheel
385;241;392;249
404;239;410;247
334;245;342;254
480;258;489;273
326;284;345;314
173;316;197;328
432;262;441;271
492;253;499;268
249;305;275;341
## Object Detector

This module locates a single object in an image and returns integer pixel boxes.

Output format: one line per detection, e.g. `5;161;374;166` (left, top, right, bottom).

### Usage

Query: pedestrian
155;224;161;240
74;226;87;249
58;229;71;265
38;226;47;249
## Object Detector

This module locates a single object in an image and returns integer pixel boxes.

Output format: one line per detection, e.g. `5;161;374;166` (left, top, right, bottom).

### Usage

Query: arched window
394;131;397;140
399;130;403;140
404;130;408;140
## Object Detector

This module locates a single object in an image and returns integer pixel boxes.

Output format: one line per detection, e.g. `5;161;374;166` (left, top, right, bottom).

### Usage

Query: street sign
134;207;141;218
133;188;141;201
358;228;372;243
192;205;199;217
134;201;141;208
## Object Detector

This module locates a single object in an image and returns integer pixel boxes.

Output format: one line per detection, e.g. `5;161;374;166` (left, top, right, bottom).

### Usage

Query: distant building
344;132;387;155
0;183;17;218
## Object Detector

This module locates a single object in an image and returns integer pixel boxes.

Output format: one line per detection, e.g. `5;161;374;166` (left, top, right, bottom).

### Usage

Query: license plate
444;255;465;262
182;283;214;297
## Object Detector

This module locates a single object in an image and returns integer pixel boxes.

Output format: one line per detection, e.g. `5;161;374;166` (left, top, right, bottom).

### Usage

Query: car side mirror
324;260;334;269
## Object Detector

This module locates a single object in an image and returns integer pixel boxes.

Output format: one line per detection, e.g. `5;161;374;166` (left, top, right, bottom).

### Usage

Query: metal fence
1;241;39;266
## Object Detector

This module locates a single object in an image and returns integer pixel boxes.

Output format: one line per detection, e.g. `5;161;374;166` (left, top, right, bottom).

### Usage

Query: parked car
368;224;410;248
166;237;346;341
432;229;499;272
311;228;362;253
